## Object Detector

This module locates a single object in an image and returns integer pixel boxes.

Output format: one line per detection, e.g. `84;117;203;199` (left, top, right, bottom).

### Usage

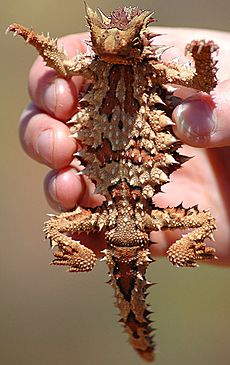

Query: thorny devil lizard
8;4;218;362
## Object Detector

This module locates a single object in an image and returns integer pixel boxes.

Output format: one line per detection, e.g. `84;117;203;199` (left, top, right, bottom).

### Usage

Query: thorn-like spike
159;171;169;183
50;240;58;249
177;154;193;164
97;7;110;24
160;118;175;127
69;132;79;138
208;233;215;241
84;40;92;46
67;117;77;124
137;272;144;281
176;202;184;209
145;256;153;262
145;281;154;288
144;309;154;316
98;223;105;231
191;204;199;211
171;56;180;64
101;249;108;255
73;151;81;157
5;26;10;35
153;45;173;55
165;154;179;165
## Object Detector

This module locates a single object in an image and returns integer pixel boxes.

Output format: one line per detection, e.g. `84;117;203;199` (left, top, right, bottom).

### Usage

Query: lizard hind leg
165;206;217;267
44;207;99;272
145;205;216;267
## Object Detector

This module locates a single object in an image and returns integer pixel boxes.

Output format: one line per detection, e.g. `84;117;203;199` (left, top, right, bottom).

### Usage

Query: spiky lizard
7;4;218;361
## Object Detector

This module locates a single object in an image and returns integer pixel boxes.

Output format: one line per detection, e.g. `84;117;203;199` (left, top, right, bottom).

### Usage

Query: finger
44;166;104;211
28;33;88;121
19;103;76;168
172;80;230;147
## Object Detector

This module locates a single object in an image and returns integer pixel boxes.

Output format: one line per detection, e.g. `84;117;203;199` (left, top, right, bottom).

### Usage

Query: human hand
19;28;230;264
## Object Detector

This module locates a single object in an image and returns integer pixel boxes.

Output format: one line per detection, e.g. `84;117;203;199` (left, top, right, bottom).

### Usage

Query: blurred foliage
0;0;229;364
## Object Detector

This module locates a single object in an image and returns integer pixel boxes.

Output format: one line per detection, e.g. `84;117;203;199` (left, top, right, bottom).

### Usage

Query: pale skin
19;28;230;264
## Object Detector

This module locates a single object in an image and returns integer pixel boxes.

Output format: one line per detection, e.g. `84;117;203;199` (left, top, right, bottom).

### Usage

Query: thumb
172;80;230;148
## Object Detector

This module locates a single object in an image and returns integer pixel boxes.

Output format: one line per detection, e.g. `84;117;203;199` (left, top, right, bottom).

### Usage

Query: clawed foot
52;241;97;272
167;241;217;267
43;208;99;272
185;39;218;93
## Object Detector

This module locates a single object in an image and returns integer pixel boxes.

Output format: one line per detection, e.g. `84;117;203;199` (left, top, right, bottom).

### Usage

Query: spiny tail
104;249;155;362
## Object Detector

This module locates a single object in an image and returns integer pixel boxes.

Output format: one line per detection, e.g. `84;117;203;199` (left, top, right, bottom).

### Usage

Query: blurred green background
1;1;230;364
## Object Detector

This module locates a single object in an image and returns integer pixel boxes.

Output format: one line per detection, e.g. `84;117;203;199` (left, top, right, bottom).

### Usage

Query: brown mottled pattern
123;66;139;115
100;65;121;115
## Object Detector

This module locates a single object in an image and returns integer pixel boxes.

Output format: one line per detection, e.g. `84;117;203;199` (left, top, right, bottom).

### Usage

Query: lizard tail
104;248;156;362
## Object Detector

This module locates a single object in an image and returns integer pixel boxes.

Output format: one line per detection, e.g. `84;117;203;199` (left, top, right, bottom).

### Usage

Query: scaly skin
7;4;218;361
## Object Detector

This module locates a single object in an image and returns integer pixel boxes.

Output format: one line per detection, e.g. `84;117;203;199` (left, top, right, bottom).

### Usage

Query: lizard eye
101;31;108;39
115;33;121;41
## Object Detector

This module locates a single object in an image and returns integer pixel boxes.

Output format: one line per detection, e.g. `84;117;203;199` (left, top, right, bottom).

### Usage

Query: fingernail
43;78;66;115
36;129;53;164
173;94;216;142
48;174;59;204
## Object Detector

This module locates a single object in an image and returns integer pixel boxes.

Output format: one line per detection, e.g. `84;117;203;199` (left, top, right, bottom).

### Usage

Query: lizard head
85;3;156;64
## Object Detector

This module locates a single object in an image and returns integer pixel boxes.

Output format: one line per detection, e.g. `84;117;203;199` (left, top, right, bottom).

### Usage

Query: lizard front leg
44;207;100;272
184;40;218;93
144;205;216;267
7;24;94;79
152;39;218;93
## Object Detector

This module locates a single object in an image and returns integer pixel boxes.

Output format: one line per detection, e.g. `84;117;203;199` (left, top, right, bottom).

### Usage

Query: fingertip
210;79;230;147
20;105;76;168
44;167;104;211
44;168;83;211
172;93;216;147
173;82;230;148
